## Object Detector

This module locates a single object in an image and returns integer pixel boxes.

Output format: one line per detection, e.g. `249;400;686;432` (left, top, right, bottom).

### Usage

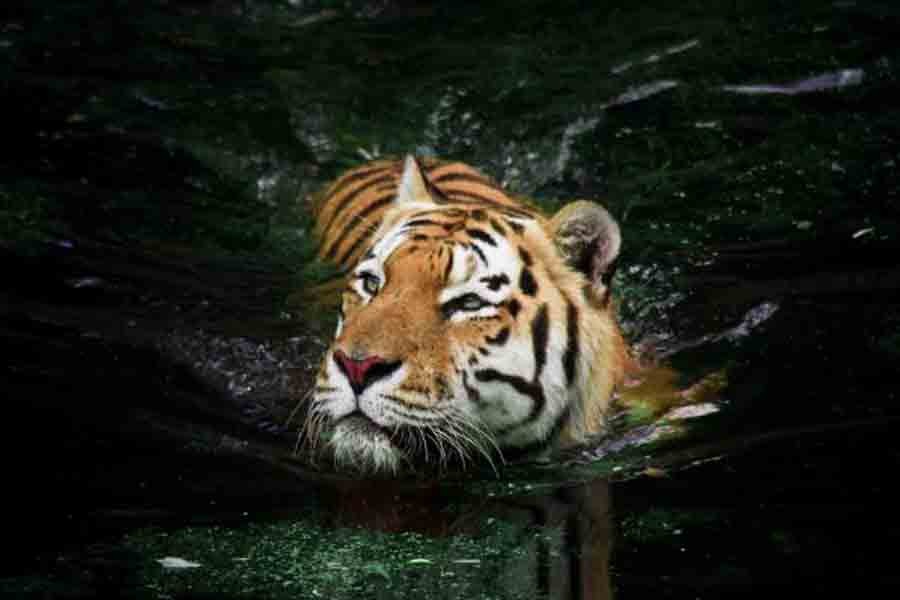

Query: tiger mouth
330;412;408;473
334;412;394;441
329;410;498;473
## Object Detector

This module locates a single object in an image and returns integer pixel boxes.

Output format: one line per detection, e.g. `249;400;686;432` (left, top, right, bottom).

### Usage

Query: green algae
110;513;555;599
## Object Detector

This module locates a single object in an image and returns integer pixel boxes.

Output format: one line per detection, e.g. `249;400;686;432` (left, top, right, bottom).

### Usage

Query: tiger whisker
298;400;332;458
432;424;469;471
417;425;430;464
447;407;505;465
379;395;502;473
286;387;314;428
441;411;501;475
429;424;449;470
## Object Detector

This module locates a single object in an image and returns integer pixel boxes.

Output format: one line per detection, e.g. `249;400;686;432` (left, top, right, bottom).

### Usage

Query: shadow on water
4;0;900;597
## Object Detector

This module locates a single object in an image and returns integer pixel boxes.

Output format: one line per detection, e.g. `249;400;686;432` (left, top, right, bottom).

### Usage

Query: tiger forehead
375;219;522;290
382;238;453;286
400;207;522;246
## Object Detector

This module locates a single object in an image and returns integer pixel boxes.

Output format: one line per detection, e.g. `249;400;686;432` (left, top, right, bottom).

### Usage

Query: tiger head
308;156;626;474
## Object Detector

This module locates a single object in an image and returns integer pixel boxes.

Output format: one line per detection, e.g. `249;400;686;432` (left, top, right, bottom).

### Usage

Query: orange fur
309;157;628;468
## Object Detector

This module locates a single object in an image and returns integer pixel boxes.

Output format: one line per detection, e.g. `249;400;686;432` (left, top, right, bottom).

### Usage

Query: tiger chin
303;155;628;475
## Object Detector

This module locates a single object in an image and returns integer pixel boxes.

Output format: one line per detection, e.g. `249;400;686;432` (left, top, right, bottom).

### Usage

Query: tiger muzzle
333;350;401;396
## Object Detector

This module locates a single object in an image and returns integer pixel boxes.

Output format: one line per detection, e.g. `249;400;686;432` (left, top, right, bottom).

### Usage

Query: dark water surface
4;0;900;597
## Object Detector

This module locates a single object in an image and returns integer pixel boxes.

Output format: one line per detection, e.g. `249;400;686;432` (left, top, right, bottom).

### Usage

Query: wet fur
304;157;626;473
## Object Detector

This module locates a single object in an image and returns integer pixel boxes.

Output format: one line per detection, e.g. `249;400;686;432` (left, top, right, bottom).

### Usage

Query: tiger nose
333;350;401;395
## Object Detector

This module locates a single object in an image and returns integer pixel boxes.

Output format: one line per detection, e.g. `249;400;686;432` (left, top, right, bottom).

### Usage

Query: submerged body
307;156;627;473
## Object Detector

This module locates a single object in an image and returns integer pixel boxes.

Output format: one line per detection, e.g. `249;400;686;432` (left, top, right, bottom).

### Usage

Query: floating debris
65;276;105;289
611;39;700;74
723;301;780;341
132;89;171;110
157;556;202;569
291;9;339;28
721;68;864;95
665;39;701;56
600;80;680;109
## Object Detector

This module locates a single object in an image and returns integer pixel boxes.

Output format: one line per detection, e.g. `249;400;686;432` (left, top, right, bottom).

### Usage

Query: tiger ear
549;201;621;301
396;154;439;205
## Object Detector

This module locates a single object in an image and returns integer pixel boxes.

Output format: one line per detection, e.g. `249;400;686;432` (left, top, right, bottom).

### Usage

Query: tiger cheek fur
305;155;626;474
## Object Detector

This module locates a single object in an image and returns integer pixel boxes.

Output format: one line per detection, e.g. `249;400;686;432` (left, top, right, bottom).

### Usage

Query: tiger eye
461;295;486;311
360;273;380;295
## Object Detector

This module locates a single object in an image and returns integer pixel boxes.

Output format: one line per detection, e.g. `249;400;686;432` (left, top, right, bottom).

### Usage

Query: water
4;0;900;597
8;424;898;597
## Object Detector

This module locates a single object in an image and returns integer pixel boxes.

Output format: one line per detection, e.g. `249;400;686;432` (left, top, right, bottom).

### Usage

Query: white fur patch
330;422;403;474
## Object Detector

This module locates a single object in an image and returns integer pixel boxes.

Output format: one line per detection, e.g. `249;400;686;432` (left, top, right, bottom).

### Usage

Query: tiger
303;155;627;474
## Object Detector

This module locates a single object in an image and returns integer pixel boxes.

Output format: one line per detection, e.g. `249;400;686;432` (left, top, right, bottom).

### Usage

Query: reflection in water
323;479;613;600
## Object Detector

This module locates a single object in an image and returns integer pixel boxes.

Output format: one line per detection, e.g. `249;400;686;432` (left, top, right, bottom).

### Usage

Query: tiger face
307;157;626;473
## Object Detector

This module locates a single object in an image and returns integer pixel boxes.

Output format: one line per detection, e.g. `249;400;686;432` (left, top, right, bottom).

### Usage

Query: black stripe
446;190;505;206
520;268;538;296
470;208;487;221
462;371;485;406
335;222;382;267
469;242;488;265
499;206;537;219
404;218;442;228
532;304;549;377
505;219;525;234
489;219;507;236
563;299;579;385
374;181;397;193
519;247;533;266
471;305;551;439
325;191;395;261
474;369;545;422
485;327;510;346
507;298;521;318
443;251;455;282
321;172;395;236
413;156;451;204
325;164;392;202
432;170;495;185
411;207;467;219
479;273;510;291
466;228;497;246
